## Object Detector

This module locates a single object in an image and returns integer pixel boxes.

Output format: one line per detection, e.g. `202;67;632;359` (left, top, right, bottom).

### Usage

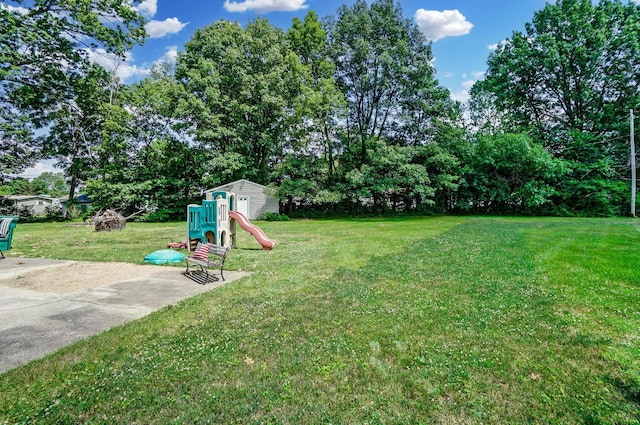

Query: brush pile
92;209;126;232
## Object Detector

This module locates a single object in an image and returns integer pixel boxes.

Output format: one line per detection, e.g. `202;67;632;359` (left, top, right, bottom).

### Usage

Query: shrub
0;196;17;215
16;205;34;220
44;205;64;222
136;209;171;223
258;211;290;221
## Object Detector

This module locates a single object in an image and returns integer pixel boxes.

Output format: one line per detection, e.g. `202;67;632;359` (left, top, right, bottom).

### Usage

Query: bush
44;205;64;222
0;196;17;215
258;211;290;221
16;205;34;221
136;209;171;223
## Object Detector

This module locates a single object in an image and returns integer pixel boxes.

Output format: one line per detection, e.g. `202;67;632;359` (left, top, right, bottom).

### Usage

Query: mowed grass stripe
1;217;639;423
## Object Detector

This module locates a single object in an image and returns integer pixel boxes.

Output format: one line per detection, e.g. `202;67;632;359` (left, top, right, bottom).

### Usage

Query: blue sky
122;0;551;102
0;0;558;101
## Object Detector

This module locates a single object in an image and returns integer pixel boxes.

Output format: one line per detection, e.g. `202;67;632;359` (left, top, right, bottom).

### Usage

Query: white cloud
472;71;485;79
451;77;482;104
1;3;29;14
153;45;179;66
414;9;473;42
461;79;475;91
85;45;180;83
85;49;150;82
223;0;309;13
488;39;508;51
450;90;470;103
114;61;151;82
145;17;188;38
134;0;157;18
450;80;475;103
19;160;60;179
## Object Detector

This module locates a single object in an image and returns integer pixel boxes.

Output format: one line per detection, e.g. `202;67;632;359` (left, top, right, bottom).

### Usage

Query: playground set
186;191;276;251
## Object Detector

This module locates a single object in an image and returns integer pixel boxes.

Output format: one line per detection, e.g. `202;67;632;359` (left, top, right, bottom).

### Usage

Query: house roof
59;194;91;203
204;179;266;193
7;195;57;201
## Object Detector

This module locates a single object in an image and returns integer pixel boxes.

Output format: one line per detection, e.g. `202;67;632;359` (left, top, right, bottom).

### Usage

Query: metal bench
182;243;230;284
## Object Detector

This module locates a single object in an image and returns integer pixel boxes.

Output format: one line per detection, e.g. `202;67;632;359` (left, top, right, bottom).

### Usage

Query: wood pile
92;209;126;232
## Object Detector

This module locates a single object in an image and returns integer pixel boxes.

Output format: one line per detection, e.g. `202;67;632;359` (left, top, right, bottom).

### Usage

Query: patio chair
0;216;18;259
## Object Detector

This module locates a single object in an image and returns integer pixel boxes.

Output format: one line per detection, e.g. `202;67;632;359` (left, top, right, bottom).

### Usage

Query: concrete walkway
0;257;246;374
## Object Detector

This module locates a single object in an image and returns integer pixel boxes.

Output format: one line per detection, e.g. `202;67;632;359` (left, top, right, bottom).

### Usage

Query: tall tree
86;64;199;219
0;110;38;180
176;18;306;184
5;177;35;195
344;139;433;212
32;172;69;197
477;0;640;140
327;0;439;163
40;63;114;212
472;0;640;215
414;122;467;212
460;133;568;214
0;0;146;178
287;11;345;185
396;77;463;211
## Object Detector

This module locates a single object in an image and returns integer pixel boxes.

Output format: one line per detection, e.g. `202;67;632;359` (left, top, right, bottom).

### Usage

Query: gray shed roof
204;179;267;193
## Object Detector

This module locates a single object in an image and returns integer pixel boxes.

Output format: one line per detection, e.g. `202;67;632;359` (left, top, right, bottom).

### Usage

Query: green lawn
1;217;639;424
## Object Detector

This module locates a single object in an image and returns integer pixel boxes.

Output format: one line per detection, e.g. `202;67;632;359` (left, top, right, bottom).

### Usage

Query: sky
117;0;551;102
2;0;558;98
2;0;616;177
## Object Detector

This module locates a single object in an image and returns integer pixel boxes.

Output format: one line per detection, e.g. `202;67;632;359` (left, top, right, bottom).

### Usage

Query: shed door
237;196;249;218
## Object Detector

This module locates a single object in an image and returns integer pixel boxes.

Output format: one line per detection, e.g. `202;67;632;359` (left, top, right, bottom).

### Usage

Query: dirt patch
0;261;178;294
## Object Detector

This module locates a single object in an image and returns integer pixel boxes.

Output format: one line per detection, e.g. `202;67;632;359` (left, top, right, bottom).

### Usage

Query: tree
460;133;568;214
396;81;464;212
344;139;433;213
287;11;345;185
39;63;114;215
31;172;68;197
327;0;440;163
5;177;34;195
0;196;17;215
471;0;640;215
554;130;630;216
414;123;467;212
275;152;333;213
176;18;307;185
478;0;640;139
87;138;202;220
0;0;146;177
0;110;39;181
85;64;200;219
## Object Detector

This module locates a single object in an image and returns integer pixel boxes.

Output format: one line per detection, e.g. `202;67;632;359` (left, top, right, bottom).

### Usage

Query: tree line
0;172;68;198
2;0;639;219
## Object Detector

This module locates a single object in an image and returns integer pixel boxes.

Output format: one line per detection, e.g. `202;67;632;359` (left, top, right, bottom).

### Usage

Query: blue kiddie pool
144;249;185;264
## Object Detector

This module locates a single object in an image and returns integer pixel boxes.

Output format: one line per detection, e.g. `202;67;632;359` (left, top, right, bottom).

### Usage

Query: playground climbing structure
187;191;275;250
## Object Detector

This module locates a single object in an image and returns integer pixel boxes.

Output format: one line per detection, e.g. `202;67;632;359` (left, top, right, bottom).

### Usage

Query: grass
1;216;639;424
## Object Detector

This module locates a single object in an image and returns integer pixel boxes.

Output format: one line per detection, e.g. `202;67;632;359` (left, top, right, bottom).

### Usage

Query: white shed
204;179;279;220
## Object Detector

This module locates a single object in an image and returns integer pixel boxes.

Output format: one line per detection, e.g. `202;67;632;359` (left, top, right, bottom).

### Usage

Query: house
204;179;279;220
7;195;59;215
60;194;92;216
